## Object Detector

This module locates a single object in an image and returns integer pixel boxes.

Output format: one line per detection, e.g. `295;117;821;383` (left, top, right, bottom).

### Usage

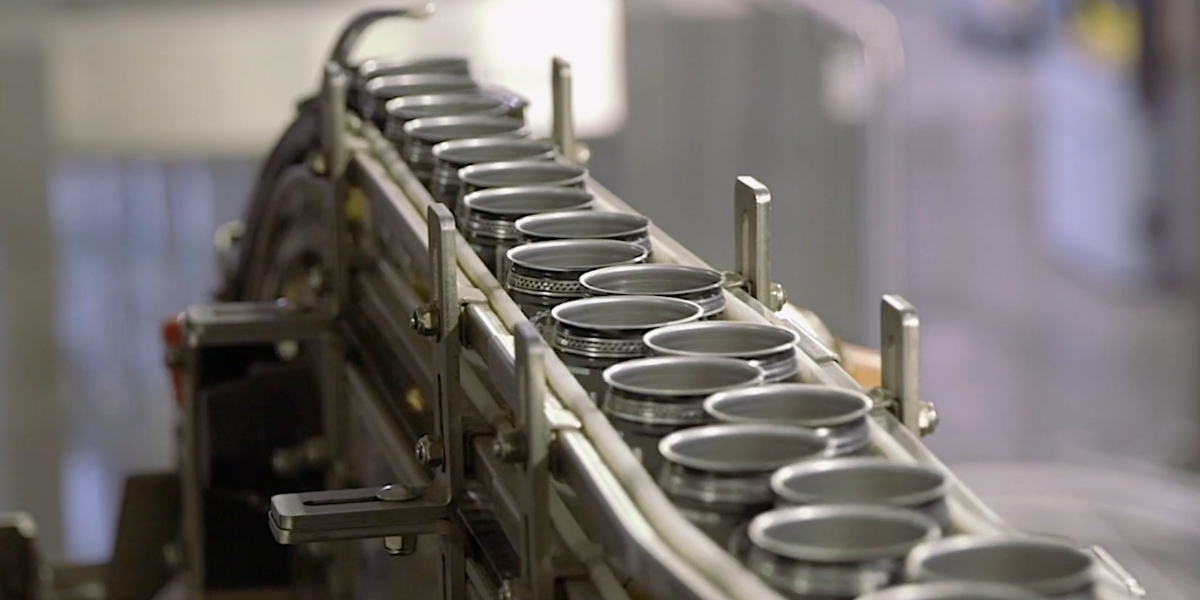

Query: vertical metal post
734;176;785;310
179;328;205;600
319;63;357;600
515;322;552;600
551;57;591;165
428;203;466;600
322;62;351;313
879;295;936;436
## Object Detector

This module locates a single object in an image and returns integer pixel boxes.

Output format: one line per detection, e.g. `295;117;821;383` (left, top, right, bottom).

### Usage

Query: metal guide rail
172;6;1148;600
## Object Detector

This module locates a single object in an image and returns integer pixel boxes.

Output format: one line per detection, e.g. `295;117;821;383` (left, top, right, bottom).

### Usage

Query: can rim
432;137;555;165
658;423;829;473
506;239;647;273
643;321;800;359
749;504;940;563
704;383;872;428
601;355;764;397
580;264;724;297
402;115;527;144
905;534;1096;596
459;159;588;188
770;457;947;507
515;211;651;240
551;296;704;332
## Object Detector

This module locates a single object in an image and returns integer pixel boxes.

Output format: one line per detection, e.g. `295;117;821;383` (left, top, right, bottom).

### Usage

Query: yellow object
346;187;368;224
1072;0;1142;68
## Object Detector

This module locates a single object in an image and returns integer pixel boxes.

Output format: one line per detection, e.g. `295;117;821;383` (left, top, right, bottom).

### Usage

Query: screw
768;282;788;311
383;535;418;556
498;579;516;600
411;304;437;337
375;483;424;502
308;153;328;175
491;430;525;464
307;266;329;294
415;435;444;469
275;339;299;361
918;402;940;437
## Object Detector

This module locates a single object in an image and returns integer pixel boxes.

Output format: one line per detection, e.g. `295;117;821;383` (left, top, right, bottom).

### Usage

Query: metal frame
170;7;1148;600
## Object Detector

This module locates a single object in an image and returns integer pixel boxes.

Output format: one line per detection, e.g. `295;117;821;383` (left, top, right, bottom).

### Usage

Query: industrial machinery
0;5;1155;600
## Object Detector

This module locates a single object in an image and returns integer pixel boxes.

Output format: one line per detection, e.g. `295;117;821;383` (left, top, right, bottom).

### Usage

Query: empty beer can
460;187;594;275
504;240;649;324
906;536;1097;599
549;296;704;402
383;92;513;148
580;264;726;319
432;138;557;210
771;458;949;531
514;211;653;254
643;322;801;383
600;356;764;474
657;424;829;546
457;160;588;207
703;384;872;456
360;73;479;127
401;116;527;186
352;56;471;111
744;505;940;600
855;582;1048;600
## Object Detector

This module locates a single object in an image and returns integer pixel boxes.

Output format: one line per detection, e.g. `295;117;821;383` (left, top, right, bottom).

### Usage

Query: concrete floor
0;0;1197;596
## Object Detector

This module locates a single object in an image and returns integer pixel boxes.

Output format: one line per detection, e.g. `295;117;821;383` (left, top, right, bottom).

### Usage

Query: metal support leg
552;57;591;166
514;323;553;600
875;295;938;436
427;203;467;600
733;176;787;311
322;62;352;313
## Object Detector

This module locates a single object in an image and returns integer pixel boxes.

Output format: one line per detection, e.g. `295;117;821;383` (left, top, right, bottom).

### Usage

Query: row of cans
351;55;1099;600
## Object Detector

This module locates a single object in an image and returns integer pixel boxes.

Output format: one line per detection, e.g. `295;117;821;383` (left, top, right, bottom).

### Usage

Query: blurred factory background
1;0;1199;596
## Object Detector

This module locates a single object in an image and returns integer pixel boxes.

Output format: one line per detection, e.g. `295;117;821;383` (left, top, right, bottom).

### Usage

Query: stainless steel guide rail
185;5;1146;600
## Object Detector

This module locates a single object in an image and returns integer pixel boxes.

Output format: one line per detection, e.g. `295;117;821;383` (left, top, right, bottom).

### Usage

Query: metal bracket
873;295;938;437
551;57;591;166
428;202;468;600
182;301;333;347
514;322;554;600
733;177;787;312
268;485;450;544
321;62;353;314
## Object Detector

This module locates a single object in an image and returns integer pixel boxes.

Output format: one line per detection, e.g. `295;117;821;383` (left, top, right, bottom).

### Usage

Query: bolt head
919;402;940;437
415;435;444;469
498;579;516;600
768;282;788;310
491;431;525;464
411;305;437;337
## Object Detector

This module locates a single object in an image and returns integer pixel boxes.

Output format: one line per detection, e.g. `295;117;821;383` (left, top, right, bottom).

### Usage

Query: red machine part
161;314;185;407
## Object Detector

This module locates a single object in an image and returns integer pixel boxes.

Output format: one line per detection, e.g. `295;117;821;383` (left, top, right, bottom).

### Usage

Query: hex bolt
411;304;438;337
498;579;516;600
383;535;418;556
491;430;525;465
918;402;940;437
415;435;444;469
768;282;788;311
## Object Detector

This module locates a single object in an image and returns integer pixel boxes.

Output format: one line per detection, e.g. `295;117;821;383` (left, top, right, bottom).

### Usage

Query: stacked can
580;264;726;319
547;296;703;402
431;138;557;211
